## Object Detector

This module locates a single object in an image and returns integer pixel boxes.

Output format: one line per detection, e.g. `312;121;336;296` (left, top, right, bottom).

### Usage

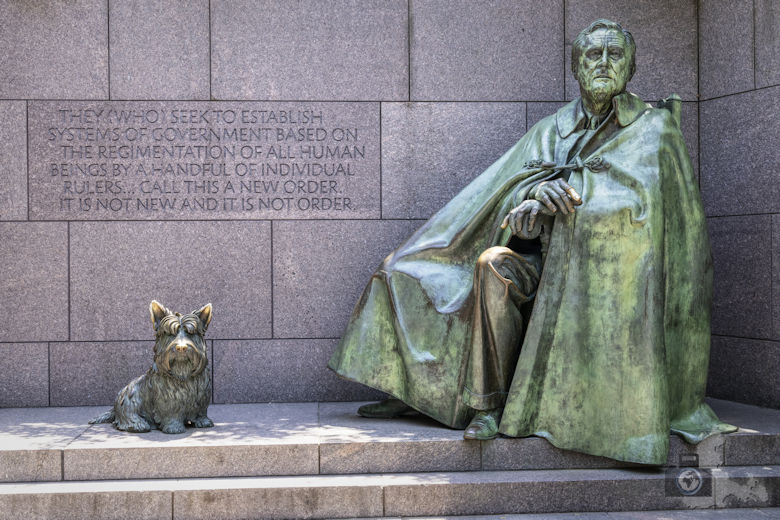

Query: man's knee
477;246;515;271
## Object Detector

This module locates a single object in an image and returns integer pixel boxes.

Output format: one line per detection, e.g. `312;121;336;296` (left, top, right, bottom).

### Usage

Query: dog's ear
195;303;212;331
149;300;171;331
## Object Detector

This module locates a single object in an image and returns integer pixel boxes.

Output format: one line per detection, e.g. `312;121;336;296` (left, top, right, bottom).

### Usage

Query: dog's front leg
192;415;214;428
159;418;186;434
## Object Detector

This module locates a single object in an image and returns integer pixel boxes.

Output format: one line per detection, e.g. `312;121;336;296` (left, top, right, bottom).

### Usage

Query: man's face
575;29;631;105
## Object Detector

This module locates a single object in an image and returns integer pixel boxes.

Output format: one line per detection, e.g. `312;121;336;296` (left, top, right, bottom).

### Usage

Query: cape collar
556;91;650;138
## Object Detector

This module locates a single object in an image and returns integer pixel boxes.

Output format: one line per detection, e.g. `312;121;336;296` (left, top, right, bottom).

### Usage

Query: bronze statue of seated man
329;19;736;465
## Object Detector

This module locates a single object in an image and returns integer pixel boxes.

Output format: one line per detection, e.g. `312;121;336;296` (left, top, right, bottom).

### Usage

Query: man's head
571;19;635;108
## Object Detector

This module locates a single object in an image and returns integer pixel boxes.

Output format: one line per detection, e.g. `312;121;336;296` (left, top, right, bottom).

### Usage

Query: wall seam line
711;333;778;343
40;336;343;343
270;221;274;339
706;211;778;219
700;83;780;102
5;98;586;103
696;0;701;190
562;0;566;100
524;101;528;134
26;100;30;220
209;0;213;100
47;342;52;406
696;0;701;102
379;102;383;219
106;0;111;100
407;0;411;101
67;222;71;341
753;0;757;89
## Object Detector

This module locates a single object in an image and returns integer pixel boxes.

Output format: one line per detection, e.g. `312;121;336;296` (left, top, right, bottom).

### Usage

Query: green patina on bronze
329;19;736;465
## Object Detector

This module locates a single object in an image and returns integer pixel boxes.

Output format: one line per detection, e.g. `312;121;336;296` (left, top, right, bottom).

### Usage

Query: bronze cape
328;92;735;464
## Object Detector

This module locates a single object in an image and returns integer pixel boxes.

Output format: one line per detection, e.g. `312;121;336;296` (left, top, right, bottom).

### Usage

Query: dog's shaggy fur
90;301;213;434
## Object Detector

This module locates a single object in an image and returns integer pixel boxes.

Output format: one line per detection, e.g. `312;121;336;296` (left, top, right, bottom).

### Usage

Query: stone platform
0;398;777;519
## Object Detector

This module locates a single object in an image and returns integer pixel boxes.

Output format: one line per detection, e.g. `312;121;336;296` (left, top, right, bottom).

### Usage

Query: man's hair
571;19;636;80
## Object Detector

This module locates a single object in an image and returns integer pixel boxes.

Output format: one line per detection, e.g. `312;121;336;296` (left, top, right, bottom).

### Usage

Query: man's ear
195;303;212;331
149;300;171;331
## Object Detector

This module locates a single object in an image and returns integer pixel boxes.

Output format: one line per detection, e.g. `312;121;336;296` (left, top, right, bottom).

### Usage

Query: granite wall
0;0;776;409
699;0;780;409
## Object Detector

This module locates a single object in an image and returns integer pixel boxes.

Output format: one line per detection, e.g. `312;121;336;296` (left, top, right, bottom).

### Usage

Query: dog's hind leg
113;377;152;433
89;410;115;424
191;373;213;428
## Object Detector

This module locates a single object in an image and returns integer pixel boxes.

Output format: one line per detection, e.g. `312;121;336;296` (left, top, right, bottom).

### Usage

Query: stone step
1;399;778;482
357;509;780;519
0;465;777;520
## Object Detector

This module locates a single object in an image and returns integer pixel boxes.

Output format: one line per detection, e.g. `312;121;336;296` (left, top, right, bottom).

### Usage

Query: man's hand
534;179;583;214
501;200;554;236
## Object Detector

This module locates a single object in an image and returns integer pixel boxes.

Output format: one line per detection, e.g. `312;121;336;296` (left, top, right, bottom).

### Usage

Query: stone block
707;337;780;409
0;406;96;482
0;102;27;221
699;0;755;99
49;341;157;406
382;469;712;516
0;450;60;484
0;223;68;342
69;221;271;340
109;0;209;100
66;403;319;479
212;339;383;403
321;439;479;475
708;216;773;339
756;0;780;89
211;0;407;101
775;215;780;340
410;0;564;101
0;482;171;520
173;480;383;519
724;434;780;466
273;220;421;338
0;1;107;99
607;512;778;520
28;101;380;220
381;102;526;219
0;343;48;408
700;87;780;216
482;437;630;471
713;466;780;508
564;1;697;101
319;402;479;474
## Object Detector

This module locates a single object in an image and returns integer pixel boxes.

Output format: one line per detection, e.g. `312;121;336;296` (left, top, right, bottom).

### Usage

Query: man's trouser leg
462;246;541;411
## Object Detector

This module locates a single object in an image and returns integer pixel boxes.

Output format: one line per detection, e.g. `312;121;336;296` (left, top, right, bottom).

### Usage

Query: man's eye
587;51;600;59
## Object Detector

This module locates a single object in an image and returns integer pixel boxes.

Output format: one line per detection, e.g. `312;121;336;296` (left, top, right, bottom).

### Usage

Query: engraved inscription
29;102;379;220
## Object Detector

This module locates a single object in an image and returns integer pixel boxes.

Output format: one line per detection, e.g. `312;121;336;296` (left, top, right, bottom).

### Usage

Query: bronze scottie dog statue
90;301;214;434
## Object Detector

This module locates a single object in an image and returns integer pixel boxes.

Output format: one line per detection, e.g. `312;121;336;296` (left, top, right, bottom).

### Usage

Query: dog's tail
89;410;115;424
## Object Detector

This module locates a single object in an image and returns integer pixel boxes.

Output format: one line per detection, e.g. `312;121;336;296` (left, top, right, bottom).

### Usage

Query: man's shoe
463;408;502;440
357;398;414;418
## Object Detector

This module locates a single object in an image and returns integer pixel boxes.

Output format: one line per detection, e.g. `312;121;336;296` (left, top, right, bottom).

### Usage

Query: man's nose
598;49;609;65
175;343;189;352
